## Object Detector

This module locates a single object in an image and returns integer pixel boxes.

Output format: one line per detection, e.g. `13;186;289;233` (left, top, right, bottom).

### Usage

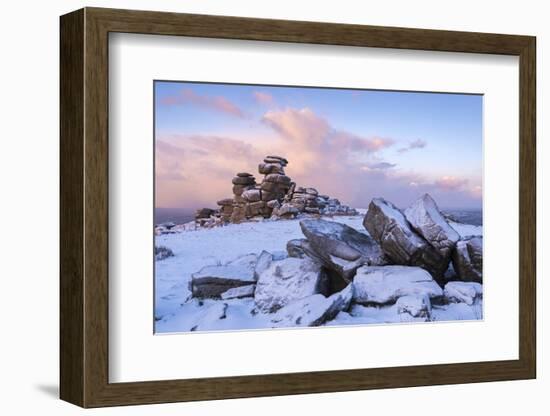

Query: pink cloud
155;107;481;210
160;88;245;118
253;91;275;105
155;135;264;209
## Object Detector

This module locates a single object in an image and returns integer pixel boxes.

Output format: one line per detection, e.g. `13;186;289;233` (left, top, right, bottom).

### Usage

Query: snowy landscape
154;167;483;334
154;82;483;334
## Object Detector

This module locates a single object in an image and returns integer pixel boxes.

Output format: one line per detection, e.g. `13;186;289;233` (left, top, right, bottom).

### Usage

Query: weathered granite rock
242;188;262;202
299;219;387;282
363;198;447;278
232;184;252;196
220;284;256;300
191;264;256;298
264;173;291;184
254;250;273;280
274;203;300;218
195;207;216;219
155;245;174;261
404;194;460;259
270;284;353;327
217;198;234;206
264;155;288;166
232;175;256;185
444;281;483;305
286;238;308;258
452;236;483;282
258;162;285;175
266;199;280;209
353;265;443;305
396;294;432;319
246;200;266;216
254;257;329;313
236;172;253;177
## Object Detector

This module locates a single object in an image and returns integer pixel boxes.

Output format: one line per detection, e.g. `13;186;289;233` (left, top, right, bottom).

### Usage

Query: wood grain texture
59;7;537;408
59;8;84;407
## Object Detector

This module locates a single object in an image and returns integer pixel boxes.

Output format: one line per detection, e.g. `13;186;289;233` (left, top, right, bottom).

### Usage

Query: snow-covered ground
155;213;482;334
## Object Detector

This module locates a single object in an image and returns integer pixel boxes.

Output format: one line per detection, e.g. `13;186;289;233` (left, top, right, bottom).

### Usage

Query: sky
155;81;482;211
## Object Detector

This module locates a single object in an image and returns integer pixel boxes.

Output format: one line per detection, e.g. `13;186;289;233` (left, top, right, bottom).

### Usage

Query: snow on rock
431;302;482;321
353;265;443;304
452;236;483;282
396;294;432;319
254;257;328;313
404;194;460;259
271;284;353;327
221;284;256;300
226;253;258;268
254;250;273;279
190;302;228;331
363;198;447;278
444;281;483;305
155;245;174;261
190;264;256;299
299;219;386;281
287;238;308;258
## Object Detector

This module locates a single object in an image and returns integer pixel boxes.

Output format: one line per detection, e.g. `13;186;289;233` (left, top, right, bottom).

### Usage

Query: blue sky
155;81;482;210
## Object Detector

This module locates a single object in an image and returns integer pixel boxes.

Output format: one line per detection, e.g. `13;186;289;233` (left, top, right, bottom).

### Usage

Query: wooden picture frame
60;7;536;408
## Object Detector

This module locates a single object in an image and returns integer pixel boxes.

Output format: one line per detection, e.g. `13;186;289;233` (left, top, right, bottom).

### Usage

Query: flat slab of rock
444;281;483;305
452;236;483;282
363;198;447;278
353;265;443;304
232;176;256;185
271;284;353;327
254;257;328;313
220;284;256;300
404;194;460;259
191;264;256;299
299;219;387;281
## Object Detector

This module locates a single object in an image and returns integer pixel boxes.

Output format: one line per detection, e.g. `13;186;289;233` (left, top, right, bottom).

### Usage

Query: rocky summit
363;197;448;279
193;155;359;227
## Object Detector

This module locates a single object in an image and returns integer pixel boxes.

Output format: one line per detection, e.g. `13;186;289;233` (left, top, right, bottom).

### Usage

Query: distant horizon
155;203;483;213
155;81;483;210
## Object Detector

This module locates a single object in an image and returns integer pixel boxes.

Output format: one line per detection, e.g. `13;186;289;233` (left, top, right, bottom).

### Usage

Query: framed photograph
60;7;536;408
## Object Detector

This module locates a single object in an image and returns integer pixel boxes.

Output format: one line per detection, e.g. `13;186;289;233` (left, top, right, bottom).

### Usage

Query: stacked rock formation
198;155;358;225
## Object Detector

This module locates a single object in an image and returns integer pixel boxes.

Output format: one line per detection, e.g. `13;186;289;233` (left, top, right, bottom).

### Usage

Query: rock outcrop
444;281;483;305
271;284;353;327
363;198;448;278
452;236;483;282
254;257;329;313
154;245;174;261
396;294;432;319
353;265;443;304
190;264;257;299
220;284;256;300
299;219;387;288
404;193;460;260
196;155;358;226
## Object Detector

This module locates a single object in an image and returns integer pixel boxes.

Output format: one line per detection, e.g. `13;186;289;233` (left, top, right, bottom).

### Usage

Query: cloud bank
160;88;245;118
156;107;481;210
